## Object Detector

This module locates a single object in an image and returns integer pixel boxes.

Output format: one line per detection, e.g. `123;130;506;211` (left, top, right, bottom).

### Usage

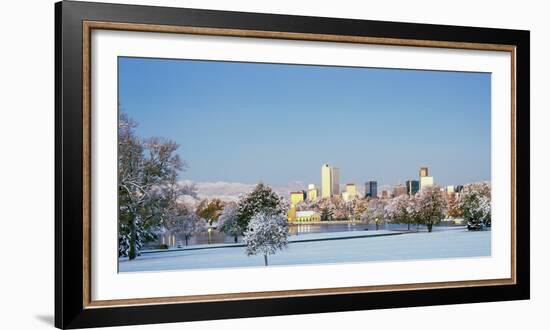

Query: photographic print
117;57;492;272
56;3;529;327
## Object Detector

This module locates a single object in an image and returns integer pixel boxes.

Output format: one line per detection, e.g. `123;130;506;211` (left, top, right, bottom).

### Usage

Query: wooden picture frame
55;1;530;328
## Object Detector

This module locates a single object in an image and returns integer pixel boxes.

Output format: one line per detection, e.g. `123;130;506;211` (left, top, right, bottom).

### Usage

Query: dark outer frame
55;0;530;328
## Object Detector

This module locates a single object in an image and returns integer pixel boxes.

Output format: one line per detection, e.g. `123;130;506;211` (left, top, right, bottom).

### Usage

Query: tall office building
321;164;340;197
307;184;318;201
419;166;429;177
419;166;434;190
331;167;340;196
406;180;420;195
321;164;332;198
365;181;378;198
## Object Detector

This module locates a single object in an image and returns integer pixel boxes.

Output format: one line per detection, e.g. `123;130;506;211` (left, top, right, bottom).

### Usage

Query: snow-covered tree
319;206;333;221
295;199;314;212
458;182;491;228
235;183;288;235
243;212;289;266
118;113;184;259
166;204;207;246
217;202;242;243
364;199;387;230
386;194;415;230
414;186;447;232
330;197;350;220
118;112;196;259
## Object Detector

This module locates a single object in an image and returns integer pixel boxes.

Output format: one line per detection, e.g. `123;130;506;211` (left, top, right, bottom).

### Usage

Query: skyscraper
321;163;340;197
321;164;332;198
419;166;434;190
406;180;420;195
365;181;378;198
331;167;340;196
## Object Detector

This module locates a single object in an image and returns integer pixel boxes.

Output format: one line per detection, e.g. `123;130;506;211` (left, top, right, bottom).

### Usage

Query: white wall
0;0;547;329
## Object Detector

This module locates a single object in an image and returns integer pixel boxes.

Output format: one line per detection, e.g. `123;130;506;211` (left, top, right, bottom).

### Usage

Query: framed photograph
55;1;530;328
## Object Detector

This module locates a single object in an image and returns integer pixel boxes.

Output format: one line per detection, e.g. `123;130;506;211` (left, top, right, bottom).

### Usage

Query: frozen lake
120;227;491;272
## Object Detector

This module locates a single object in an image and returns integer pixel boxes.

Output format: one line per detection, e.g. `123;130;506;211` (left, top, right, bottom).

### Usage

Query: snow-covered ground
119;229;490;272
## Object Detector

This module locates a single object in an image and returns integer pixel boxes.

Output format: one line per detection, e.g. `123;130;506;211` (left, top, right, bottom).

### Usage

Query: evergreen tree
235;183;287;236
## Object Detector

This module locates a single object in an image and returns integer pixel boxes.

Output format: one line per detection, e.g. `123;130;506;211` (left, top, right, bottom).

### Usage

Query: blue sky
119;57;490;189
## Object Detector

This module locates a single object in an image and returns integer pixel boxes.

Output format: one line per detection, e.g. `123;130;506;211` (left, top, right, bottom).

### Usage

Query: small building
343;183;357;201
307;184;318;201
294;210;321;222
287;205;297;221
290;190;306;206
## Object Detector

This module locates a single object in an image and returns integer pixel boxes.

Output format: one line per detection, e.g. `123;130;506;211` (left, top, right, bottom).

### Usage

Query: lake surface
146;221;464;249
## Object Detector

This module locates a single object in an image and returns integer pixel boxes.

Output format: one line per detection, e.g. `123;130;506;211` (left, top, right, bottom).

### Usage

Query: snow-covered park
119;227;490;272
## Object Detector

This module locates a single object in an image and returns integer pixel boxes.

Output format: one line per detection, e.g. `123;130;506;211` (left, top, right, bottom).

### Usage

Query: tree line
295;183;490;232
118;112;289;263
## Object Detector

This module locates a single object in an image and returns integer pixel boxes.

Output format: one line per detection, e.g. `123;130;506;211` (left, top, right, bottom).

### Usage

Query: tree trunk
427;223;433;232
234;235;238;243
264;254;268;266
128;216;138;260
185;235;189;246
407;223;410;231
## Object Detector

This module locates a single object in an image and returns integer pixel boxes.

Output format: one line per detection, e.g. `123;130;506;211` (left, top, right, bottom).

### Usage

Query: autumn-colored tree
446;192;462;219
413;186;448;232
196;198;225;225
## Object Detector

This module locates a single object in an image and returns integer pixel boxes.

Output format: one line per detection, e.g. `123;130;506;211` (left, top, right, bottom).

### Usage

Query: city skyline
293;164;463;201
119;57;491;189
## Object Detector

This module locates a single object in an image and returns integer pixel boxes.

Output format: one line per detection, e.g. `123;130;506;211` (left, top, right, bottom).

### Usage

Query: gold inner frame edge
81;20;517;308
